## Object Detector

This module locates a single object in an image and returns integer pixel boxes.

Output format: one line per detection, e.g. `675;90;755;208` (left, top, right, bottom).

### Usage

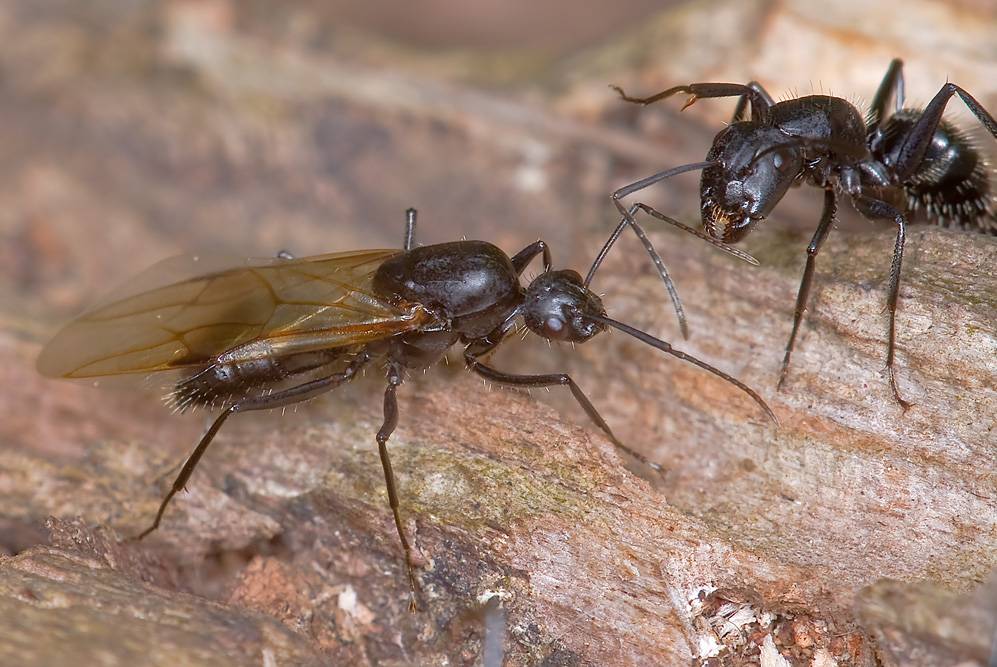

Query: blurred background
0;0;995;663
2;0;994;311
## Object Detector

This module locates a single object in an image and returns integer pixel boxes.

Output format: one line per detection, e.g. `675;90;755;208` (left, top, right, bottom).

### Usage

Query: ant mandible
593;58;996;409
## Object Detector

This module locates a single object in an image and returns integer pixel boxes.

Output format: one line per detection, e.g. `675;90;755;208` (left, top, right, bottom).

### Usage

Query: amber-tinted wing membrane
38;249;429;378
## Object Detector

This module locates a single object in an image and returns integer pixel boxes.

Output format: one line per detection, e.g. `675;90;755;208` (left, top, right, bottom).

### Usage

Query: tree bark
1;1;995;665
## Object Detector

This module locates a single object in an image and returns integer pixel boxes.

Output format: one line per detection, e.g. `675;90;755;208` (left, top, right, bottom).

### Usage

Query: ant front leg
867;58;905;132
612;82;773;117
731;81;776;123
778;188;837;390
375;361;422;610
893;83;997;182
464;349;663;474
851;193;913;411
511;240;552;275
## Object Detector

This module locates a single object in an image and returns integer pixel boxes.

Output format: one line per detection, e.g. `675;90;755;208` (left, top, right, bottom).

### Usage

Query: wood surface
1;0;994;664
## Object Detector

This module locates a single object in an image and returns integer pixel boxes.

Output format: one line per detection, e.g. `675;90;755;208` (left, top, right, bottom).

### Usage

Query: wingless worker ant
597;58;997;408
37;209;776;608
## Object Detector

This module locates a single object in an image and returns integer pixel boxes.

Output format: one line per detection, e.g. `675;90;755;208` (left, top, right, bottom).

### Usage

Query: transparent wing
37;249;428;378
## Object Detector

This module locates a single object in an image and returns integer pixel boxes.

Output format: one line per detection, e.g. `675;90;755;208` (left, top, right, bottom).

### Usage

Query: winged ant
597;58;996;409
37;209;776;608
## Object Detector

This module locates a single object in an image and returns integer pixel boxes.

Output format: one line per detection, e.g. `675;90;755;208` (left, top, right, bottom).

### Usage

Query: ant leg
403;208;417;251
464;352;663;474
375;362;422;610
611;82;772;115
778;188;837;390
511;240;552;275
868;59;905;131
852;194;913;410
893;83;997;182
731;81;776;123
135;352;371;539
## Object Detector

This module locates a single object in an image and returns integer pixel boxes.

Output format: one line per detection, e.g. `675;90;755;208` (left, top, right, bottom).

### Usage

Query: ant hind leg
134;353;370;540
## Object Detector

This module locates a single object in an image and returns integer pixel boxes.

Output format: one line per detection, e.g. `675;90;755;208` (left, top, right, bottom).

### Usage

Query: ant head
700;123;802;243
523;269;606;343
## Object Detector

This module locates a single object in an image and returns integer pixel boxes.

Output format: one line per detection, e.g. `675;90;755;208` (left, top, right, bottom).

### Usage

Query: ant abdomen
874;110;995;234
171;348;346;411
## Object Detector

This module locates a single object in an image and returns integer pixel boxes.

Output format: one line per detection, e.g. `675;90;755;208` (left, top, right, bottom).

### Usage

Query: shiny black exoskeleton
871;110;995;233
601;58;997;409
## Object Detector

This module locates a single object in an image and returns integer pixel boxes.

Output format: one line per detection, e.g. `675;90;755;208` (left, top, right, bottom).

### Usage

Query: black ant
593;58;996;409
37;209;776;609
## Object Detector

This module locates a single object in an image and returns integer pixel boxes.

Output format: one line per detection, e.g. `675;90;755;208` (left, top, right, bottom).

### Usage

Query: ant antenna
586;313;778;424
585;160;757;341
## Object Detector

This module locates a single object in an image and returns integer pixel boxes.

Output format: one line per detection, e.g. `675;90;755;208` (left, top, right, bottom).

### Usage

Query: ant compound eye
545;316;564;334
772;153;783;169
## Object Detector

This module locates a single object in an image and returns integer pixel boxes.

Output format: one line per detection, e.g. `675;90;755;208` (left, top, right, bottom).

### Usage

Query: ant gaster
37;209;776;609
594;58;996;409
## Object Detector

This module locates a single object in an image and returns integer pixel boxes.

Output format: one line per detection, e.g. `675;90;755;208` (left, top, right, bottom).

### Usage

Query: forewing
37;249;422;378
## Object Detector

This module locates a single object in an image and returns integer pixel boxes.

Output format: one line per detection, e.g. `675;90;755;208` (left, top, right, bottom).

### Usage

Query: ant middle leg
778;188;837;390
375;362;422;610
136;352;371;539
464;352;663;474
